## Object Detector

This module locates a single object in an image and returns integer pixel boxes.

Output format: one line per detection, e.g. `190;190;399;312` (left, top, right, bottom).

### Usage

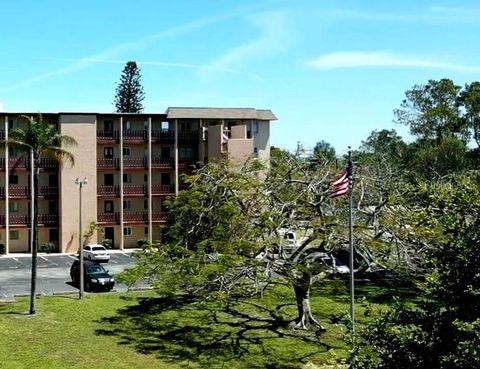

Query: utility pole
75;177;88;299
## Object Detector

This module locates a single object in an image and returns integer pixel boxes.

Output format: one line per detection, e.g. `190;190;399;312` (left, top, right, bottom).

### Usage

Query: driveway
0;252;147;299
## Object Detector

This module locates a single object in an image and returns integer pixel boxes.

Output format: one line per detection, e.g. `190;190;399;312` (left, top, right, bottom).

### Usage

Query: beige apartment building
0;107;276;254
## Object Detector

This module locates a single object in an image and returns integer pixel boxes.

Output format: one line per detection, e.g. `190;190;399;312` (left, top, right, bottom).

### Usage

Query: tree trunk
292;271;323;330
29;156;39;315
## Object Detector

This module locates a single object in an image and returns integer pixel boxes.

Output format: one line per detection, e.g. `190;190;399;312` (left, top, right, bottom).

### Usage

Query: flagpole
348;146;355;339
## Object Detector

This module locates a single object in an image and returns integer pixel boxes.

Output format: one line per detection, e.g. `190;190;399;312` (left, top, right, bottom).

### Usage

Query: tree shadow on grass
96;294;339;368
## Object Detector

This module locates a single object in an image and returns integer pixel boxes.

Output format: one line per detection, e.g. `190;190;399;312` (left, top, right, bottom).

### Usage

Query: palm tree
2;115;77;315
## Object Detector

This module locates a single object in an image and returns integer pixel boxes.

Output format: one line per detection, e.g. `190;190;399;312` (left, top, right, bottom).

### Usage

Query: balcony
152;158;173;169
97;130;118;142
97;211;167;224
97;184;175;197
123;184;146;196
123;157;147;169
97;185;120;196
152;184;174;195
0;214;58;227
97;158;120;169
151;130;198;142
97;212;120;224
0;157;59;171
124;130;147;142
0;186;58;198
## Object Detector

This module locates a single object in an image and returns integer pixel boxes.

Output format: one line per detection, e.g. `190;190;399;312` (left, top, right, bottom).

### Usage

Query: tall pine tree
114;61;145;113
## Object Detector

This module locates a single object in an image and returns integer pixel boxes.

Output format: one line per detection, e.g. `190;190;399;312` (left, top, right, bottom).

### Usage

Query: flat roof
165;107;277;121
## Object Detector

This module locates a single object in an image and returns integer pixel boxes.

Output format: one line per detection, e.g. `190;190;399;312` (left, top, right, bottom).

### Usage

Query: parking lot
0;252;145;299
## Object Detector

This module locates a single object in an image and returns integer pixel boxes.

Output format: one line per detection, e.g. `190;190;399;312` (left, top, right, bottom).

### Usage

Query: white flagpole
348;147;355;338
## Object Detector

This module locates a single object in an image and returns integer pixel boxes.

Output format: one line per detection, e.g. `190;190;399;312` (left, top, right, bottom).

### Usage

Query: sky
2;0;480;155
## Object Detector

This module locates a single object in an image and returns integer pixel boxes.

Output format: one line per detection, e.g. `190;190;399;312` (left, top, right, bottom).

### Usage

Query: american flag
329;161;353;198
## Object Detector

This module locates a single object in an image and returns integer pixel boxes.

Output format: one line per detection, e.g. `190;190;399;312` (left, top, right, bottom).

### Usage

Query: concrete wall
59;115;98;253
207;125;223;161
254;120;271;167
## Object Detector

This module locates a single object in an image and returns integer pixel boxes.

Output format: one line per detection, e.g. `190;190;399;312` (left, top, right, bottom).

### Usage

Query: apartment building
0;107;276;254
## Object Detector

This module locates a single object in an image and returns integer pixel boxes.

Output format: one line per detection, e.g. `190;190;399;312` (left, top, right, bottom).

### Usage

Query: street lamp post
75;177;88;299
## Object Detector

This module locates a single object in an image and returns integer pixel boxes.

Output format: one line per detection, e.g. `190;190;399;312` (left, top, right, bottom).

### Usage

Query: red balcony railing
152;158;173;168
124;130;147;141
123;157;146;168
151;184;174;195
97;130;118;141
123;211;147;223
97;158;120;169
97;185;120;196
97;212;120;224
0;186;58;198
123;184;146;195
0;214;58;226
152;212;167;222
152;129;174;141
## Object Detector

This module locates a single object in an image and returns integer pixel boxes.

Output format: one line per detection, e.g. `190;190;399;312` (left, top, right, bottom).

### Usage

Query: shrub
102;239;113;249
39;242;56;253
0;244;5;255
137;238;149;248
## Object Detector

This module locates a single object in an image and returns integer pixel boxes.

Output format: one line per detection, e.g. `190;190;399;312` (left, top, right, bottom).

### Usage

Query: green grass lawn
0;281;412;369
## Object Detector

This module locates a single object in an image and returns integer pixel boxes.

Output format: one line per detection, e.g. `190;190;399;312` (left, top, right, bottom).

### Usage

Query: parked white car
83;244;110;262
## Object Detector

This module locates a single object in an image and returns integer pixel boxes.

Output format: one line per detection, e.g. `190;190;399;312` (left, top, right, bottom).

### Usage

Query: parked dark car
70;259;115;292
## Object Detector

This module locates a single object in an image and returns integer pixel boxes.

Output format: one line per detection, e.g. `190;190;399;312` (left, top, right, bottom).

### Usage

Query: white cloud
204;11;289;76
307;51;480;72
0;6;260;93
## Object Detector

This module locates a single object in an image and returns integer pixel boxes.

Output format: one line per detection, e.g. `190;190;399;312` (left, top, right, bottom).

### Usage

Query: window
123;147;131;157
104;174;114;186
8;119;14;130
179;147;194;159
123;120;131;131
9;230;19;240
123;200;131;210
104;120;114;132
180;120;190;132
49;229;59;243
49;174;58;187
144;227;148;235
48;201;57;215
9;175;18;184
144;199;148;210
123;173;132;183
161;173;171;185
123;227;132;236
161;147;170;159
104;201;114;213
104;147;114;158
144;121;148;129
161;122;169;130
9;202;19;212
144;174;148;183
253;121;259;134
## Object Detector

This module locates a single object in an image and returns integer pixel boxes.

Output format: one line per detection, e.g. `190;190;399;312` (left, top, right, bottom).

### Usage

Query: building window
104;173;114;186
9;202;19;212
179;147;193;159
48;201;57;215
144;227;148;235
144;121;148;129
9;230;19;240
9;175;18;184
180;120;190;132
253;121;259;134
161;173;171;185
104;201;114;213
123;120;131;131
123;227;132;236
144;199;148;210
161;122;169;130
123;173;132;183
144;174;148;183
123;200;131;210
104;147;114;159
161;147;170;159
104;120;114;132
123;147;131;157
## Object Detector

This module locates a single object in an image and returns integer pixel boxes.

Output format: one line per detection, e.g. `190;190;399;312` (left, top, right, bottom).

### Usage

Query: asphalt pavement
0;251;147;300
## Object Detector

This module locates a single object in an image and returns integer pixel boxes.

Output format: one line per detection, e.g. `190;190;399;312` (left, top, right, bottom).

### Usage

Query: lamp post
75;177;88;299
